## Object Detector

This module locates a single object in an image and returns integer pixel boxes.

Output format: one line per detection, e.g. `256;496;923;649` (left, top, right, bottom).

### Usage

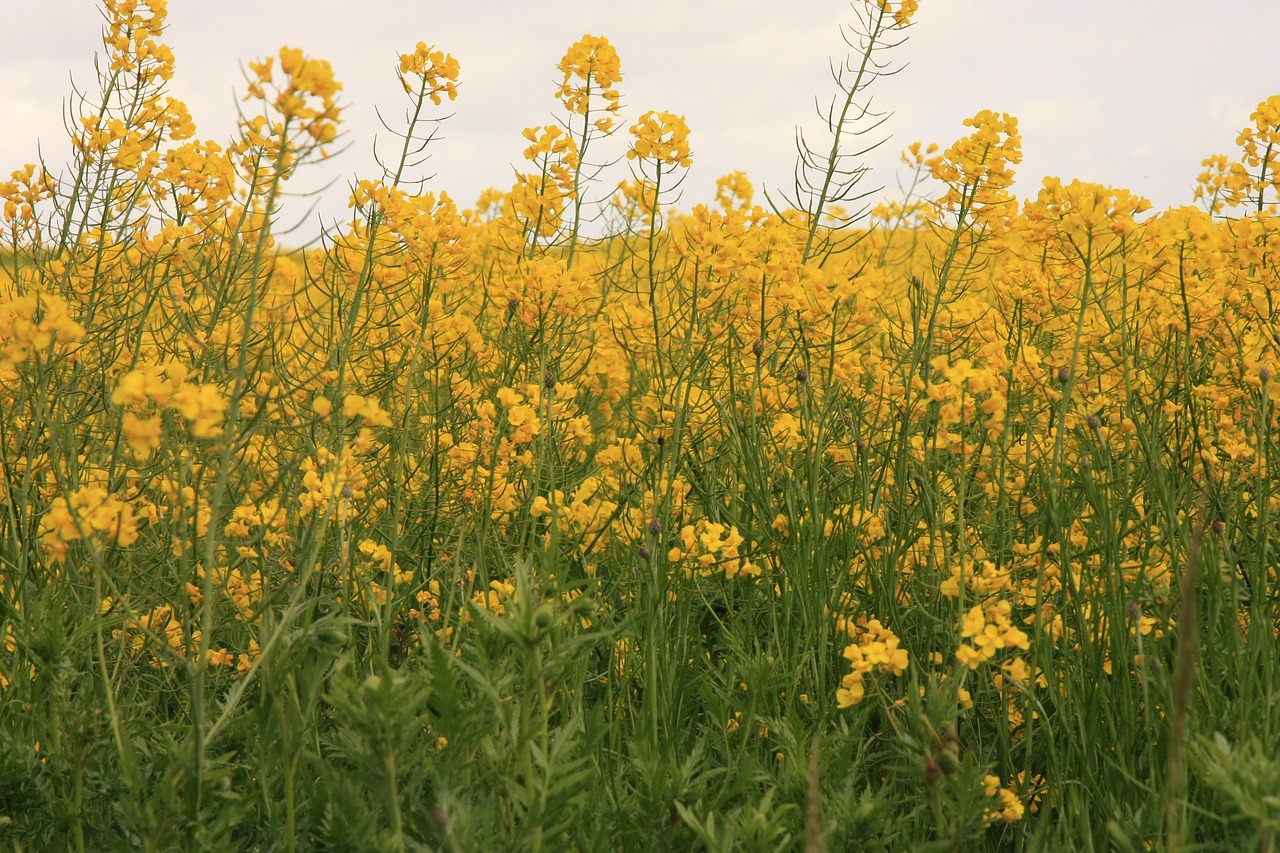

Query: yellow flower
244;46;343;150
497;387;524;409
627;110;693;168
836;676;865;709
714;171;754;211
836;618;909;707
872;0;919;28
169;383;227;438
398;42;460;103
557;35;622;117
982;775;1026;823
507;404;542;444
122;413;163;460
927;110;1022;225
342;393;392;427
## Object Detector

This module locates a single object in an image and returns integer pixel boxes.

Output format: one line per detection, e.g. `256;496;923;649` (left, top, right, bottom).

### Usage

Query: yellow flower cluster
246;46;343;145
927;109;1022;224
627;110;693;168
557;34;622;129
220;503;288;566
981;774;1025;823
1022;177;1151;241
1195;153;1251;214
398;42;460;103
340;393;393;426
108;602;194;662
873;0;919;28
39;486;140;563
190;563;264;622
665;519;758;579
927;354;1008;440
506;126;582;240
298;446;372;517
472;579;517;617
714;170;755;212
113;362;228;447
1234;93;1280;204
0;292;85;373
1;163;57;235
349;539;414;608
956;601;1030;670
836;618;909;708
102;0;173;79
522;125;580;189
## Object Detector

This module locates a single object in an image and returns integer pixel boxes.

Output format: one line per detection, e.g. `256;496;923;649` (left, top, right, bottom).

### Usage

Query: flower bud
936;745;961;776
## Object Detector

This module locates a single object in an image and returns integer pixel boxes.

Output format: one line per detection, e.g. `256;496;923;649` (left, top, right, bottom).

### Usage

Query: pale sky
3;1;1278;241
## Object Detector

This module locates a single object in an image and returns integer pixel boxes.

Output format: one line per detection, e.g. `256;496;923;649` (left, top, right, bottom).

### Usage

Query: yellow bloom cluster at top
557;35;623;127
102;0;173;78
246;46;343;144
398;41;461;103
873;0;919;28
627;110;693;168
927;109;1022;224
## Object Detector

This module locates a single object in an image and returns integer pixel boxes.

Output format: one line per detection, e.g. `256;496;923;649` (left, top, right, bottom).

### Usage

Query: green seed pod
314;626;347;649
936;745;961;776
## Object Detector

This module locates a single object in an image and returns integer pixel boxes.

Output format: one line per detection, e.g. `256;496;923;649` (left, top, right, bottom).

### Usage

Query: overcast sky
3;1;1278;241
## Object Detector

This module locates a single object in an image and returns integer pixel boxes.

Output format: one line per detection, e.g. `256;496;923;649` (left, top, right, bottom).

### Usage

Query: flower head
557;35;622;125
398;42;461;103
627;110;692;168
872;0;919;28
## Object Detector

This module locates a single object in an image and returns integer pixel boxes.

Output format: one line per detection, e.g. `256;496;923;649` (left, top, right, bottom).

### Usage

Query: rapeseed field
2;1;1278;849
